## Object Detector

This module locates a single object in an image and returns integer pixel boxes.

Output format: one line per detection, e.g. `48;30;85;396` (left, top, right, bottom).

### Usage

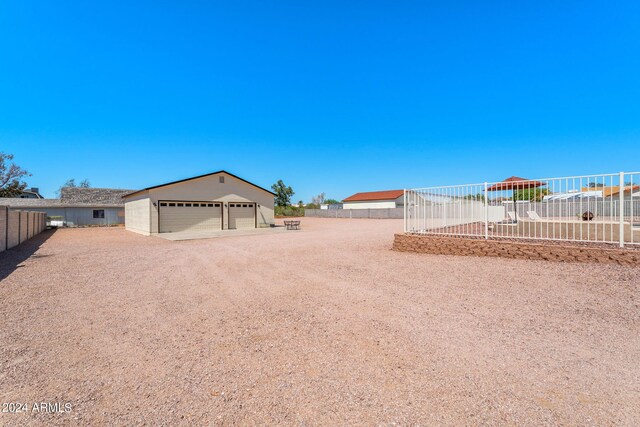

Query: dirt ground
1;218;639;426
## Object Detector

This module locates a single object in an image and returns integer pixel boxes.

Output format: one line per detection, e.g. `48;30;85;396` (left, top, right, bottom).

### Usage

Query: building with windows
342;190;405;209
0;187;132;226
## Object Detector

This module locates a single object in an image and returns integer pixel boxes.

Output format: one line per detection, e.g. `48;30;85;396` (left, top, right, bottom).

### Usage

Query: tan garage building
123;171;275;236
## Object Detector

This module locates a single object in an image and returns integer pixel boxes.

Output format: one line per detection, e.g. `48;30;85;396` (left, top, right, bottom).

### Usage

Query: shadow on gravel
0;229;56;282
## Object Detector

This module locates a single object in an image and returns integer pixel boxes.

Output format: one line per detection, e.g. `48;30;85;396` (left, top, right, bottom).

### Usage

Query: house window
219;176;225;184
93;209;105;219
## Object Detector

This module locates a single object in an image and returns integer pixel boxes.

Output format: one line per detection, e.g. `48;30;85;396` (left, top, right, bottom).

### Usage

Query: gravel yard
1;218;639;425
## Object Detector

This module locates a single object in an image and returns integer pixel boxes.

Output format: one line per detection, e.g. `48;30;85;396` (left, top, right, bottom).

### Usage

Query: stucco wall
126;172;275;234
124;192;151;235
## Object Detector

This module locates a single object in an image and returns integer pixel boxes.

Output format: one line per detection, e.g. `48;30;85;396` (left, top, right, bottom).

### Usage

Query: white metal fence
404;172;640;247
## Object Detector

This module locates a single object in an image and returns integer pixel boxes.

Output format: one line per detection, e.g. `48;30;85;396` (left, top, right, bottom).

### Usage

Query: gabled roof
486;176;546;191
343;189;404;202
0;198;124;208
61;187;135;205
122;170;276;198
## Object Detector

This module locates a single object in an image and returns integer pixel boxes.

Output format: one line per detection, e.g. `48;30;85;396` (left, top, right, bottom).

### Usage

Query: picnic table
283;220;301;230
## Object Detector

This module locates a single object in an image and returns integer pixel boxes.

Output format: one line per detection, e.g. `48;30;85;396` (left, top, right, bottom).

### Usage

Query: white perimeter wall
343;196;403;210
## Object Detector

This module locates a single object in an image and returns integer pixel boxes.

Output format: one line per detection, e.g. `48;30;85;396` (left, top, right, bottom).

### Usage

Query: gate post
484;182;489;239
403;189;407;233
620;171;625;248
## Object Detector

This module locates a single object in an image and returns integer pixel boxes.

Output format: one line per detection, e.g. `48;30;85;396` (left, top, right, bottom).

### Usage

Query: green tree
271;180;294;207
513;187;550;202
0;153;30;197
324;198;341;205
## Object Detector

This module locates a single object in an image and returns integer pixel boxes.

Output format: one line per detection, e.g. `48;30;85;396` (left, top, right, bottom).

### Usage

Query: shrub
275;205;304;217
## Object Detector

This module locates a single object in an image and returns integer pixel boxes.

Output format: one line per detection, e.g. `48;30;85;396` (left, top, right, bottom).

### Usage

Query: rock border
393;234;640;266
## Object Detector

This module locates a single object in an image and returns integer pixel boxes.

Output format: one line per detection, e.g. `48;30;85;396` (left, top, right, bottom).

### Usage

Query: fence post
403;190;406;232
620;171;625;248
484;182;489;239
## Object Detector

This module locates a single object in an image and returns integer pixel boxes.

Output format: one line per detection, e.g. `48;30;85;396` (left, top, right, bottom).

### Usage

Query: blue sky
1;1;639;200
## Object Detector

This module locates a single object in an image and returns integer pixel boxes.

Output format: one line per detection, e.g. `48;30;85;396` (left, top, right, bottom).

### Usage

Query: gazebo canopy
486;176;546;192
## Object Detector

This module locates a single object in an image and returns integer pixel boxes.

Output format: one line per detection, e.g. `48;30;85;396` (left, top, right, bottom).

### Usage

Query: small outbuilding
123;170;275;235
342;190;405;210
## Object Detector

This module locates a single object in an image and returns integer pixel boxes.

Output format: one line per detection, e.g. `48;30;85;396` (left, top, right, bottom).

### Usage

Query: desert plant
275;205;304;217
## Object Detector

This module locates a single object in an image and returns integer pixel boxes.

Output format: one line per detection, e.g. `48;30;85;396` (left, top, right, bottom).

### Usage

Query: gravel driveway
1;218;639;425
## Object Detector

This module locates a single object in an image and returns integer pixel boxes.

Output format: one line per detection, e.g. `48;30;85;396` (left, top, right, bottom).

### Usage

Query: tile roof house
580;185;640;198
342;189;405;209
0;187;134;226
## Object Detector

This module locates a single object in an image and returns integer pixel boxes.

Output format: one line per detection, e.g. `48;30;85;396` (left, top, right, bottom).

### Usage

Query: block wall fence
305;208;404;219
0;207;47;253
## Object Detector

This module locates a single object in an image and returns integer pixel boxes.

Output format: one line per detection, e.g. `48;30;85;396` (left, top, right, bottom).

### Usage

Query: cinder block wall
305;208;404;219
1;209;47;251
7;210;20;249
0;207;6;252
393;233;640;266
27;212;33;239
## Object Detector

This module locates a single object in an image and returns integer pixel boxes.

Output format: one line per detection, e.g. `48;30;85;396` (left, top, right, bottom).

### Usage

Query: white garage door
159;201;222;233
229;203;255;229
